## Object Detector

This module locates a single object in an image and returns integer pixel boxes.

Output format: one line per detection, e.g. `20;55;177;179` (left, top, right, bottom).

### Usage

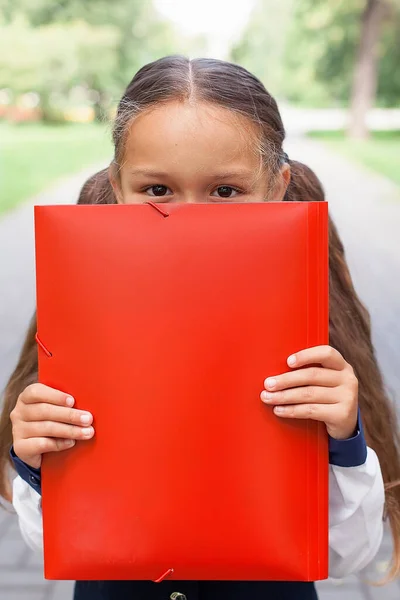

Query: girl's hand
260;346;358;440
10;383;94;469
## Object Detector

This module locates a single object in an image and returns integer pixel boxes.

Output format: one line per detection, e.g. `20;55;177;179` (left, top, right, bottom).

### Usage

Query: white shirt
12;446;384;579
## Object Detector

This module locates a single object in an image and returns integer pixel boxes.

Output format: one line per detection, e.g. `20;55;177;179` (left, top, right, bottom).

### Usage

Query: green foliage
231;0;400;107
230;0;293;99
283;0;363;106
0;0;180;120
1;0;179;85
377;12;400;106
0;18;120;119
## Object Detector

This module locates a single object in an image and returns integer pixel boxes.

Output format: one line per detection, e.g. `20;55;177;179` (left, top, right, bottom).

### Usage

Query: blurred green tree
0;0;179;120
0;18;120;121
348;0;398;138
230;0;293;99
1;0;177;86
231;0;400;133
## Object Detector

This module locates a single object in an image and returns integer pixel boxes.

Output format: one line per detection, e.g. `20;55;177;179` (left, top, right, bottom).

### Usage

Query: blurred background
0;0;399;598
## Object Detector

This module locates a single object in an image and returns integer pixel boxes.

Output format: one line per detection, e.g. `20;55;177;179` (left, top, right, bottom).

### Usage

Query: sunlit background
0;1;399;599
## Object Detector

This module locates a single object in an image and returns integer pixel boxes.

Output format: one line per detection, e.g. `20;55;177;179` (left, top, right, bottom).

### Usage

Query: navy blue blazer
73;579;318;599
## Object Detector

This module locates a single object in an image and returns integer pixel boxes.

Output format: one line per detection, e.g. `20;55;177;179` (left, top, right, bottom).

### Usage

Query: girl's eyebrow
129;168;255;180
130;169;169;178
209;171;255;181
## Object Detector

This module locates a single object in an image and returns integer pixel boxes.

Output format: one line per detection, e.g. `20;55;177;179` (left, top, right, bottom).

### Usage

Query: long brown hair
1;56;399;578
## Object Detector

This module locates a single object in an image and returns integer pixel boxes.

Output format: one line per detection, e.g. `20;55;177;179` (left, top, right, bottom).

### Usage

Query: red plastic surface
34;201;329;582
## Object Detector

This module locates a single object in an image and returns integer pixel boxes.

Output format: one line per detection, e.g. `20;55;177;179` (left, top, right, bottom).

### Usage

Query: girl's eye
144;185;172;197
211;186;241;199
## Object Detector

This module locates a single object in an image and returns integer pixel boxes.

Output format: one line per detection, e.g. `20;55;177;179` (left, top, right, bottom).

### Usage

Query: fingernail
66;396;75;407
274;406;285;414
287;355;296;367
265;377;276;389
80;413;92;425
82;427;94;437
261;391;274;402
66;440;75;446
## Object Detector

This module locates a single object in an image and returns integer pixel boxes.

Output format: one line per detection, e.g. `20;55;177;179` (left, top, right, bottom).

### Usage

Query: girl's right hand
10;383;94;469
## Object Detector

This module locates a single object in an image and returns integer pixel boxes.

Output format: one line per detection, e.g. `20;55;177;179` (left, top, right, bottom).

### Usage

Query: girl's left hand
260;345;359;440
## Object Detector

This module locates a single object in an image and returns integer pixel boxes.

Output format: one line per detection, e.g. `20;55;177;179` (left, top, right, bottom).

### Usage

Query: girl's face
110;101;290;204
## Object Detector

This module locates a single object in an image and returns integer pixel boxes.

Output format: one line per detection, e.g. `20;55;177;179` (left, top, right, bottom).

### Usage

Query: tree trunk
348;0;387;139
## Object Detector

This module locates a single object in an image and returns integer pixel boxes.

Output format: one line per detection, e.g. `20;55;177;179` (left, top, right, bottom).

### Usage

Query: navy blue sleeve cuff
328;410;367;467
10;446;42;495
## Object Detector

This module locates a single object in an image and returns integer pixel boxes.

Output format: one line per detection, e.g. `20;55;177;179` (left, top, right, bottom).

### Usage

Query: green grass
309;130;400;186
0;122;113;214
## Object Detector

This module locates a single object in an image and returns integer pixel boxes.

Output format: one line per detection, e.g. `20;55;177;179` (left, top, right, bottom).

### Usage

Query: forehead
123;100;261;172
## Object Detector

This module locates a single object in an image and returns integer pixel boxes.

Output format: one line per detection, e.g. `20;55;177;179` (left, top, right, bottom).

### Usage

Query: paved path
0;140;399;599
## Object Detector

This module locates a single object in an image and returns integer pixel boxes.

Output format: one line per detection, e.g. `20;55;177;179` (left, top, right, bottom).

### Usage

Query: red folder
34;201;329;582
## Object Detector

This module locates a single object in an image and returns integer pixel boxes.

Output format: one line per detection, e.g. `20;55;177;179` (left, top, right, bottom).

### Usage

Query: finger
13;438;76;468
287;346;346;371
19;383;75;407
23;403;93;427
261;386;337;405
264;367;340;392
272;403;332;422
19;421;95;441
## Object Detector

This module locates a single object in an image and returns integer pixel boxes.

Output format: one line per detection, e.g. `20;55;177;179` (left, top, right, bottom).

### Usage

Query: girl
1;56;400;600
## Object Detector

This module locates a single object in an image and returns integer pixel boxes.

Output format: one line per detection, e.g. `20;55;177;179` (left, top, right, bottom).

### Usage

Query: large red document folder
34;201;329;582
